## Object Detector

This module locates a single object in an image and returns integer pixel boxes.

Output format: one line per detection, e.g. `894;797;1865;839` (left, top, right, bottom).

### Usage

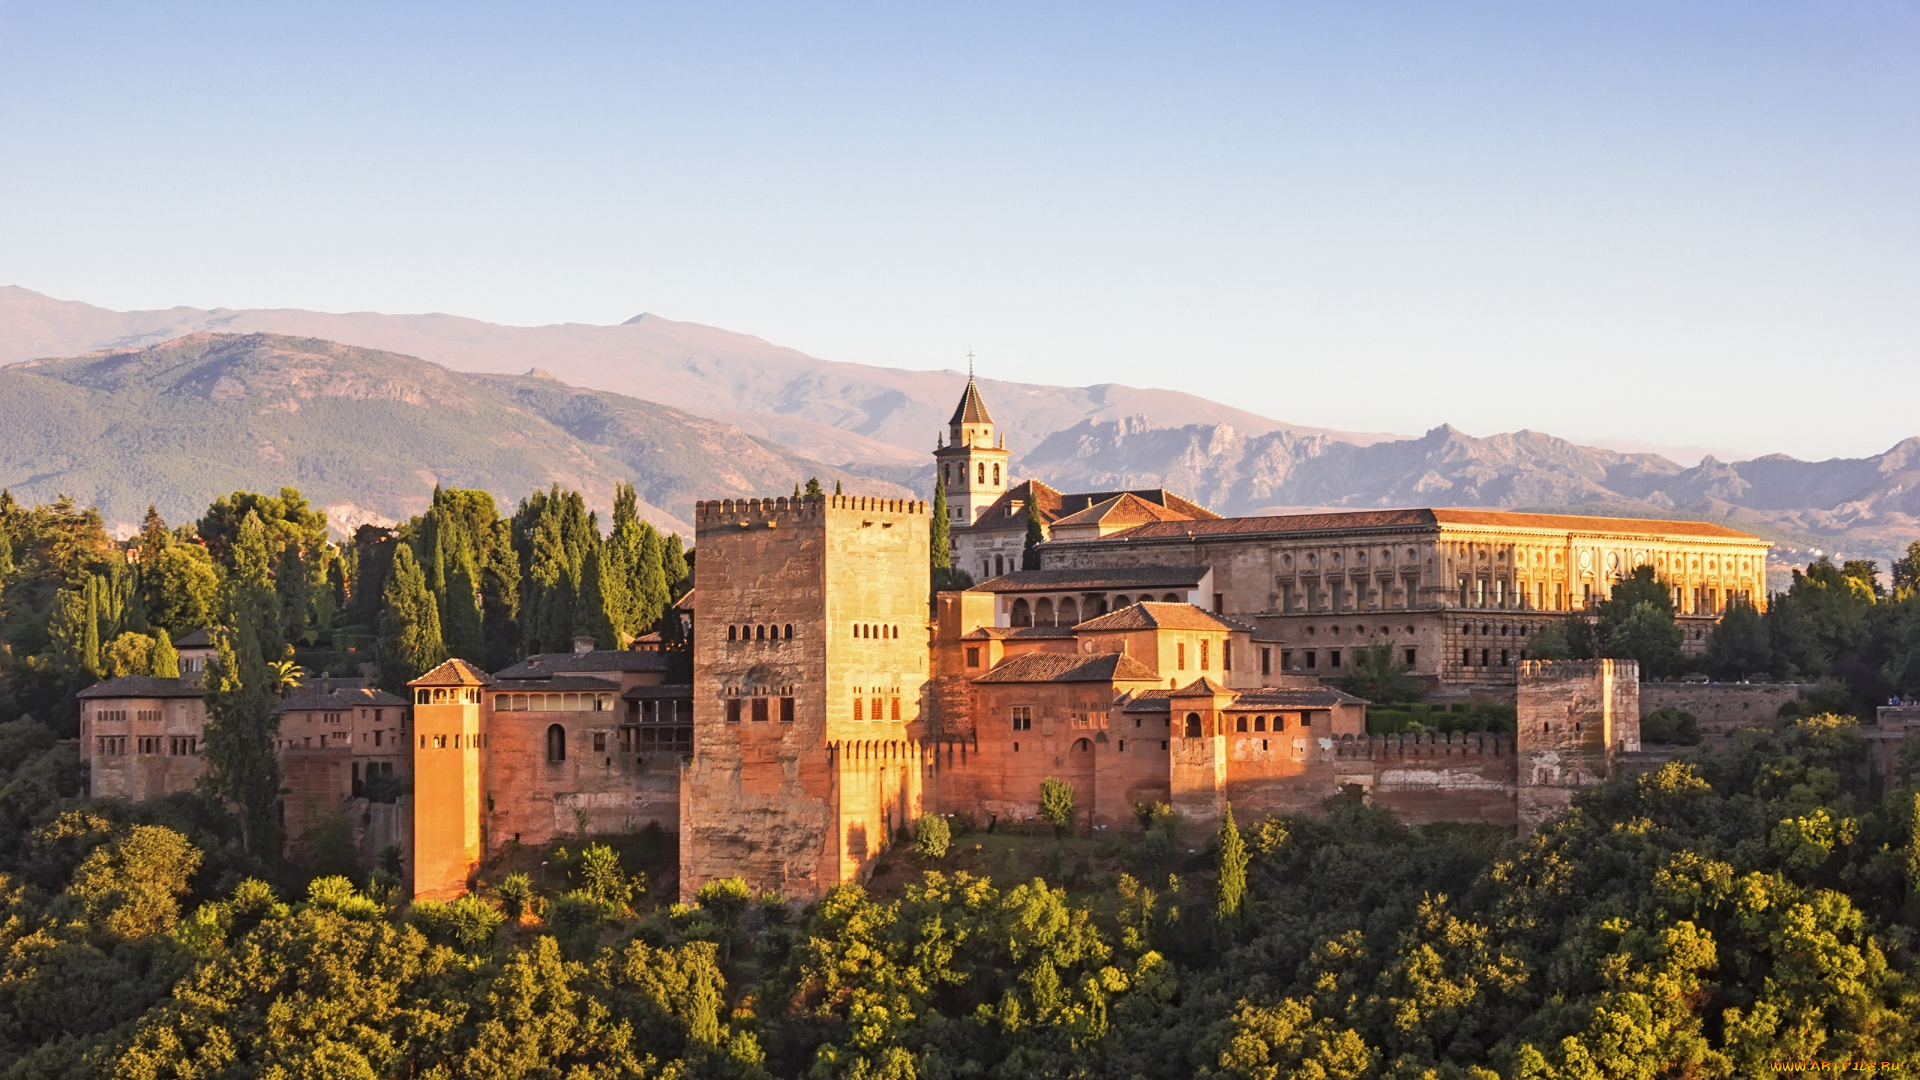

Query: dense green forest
0;487;1918;1075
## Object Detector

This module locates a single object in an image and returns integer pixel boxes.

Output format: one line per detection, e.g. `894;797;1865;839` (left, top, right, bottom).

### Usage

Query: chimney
573;636;595;655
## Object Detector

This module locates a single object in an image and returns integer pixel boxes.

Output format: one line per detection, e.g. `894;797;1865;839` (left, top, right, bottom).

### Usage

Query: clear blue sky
3;2;1915;462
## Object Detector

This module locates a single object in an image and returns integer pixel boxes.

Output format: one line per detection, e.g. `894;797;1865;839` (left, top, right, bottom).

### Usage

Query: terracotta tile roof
1050;493;1201;531
621;684;696;700
962;480;1220;533
967;565;1210;593
492;651;668;679
276;682;406;713
975;651;1162;684
1121;684;1367;711
1069;507;1762;543
960;625;1080;640
490;676;622;693
1172;676;1234;697
77;675;205;699
409;658;495;687
173;627;215;649
1074;602;1236;633
950;378;995;425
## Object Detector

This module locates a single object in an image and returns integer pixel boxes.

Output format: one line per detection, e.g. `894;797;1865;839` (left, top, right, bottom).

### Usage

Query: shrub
1039;776;1077;837
494;872;535;919
408;894;505;952
1642;706;1702;746
913;813;951;860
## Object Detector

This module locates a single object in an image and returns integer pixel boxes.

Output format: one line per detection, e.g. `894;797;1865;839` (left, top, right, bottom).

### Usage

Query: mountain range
2;287;1915;573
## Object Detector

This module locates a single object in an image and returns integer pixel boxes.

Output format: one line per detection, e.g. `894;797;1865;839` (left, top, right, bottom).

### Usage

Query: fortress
77;379;1783;902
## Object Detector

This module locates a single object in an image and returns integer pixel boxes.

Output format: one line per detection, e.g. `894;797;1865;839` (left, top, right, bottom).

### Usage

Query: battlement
1516;658;1639;682
1335;731;1513;758
694;494;927;529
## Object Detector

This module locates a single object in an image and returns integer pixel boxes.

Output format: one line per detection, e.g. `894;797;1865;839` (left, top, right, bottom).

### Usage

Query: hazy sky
3;2;1915;463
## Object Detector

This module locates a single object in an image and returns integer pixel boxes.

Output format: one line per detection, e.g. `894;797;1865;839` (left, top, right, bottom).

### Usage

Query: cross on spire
967;350;975;380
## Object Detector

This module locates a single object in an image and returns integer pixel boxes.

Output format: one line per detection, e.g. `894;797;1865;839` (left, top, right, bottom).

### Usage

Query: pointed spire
949;374;994;427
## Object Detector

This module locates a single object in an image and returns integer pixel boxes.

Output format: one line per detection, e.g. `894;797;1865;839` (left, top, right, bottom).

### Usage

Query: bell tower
933;363;1011;528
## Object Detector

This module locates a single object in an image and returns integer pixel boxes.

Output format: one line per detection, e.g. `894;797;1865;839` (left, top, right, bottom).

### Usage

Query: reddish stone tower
408;659;494;899
680;493;930;900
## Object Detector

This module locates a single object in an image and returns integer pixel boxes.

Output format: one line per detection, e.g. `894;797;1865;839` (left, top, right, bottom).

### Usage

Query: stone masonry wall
1515;659;1638;835
1639;682;1812;735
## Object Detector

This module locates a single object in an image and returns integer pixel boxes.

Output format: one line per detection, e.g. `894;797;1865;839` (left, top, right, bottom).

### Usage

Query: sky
2;2;1916;463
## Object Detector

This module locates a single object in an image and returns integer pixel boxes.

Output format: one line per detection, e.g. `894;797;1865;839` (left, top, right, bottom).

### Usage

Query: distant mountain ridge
1017;415;1920;567
0;332;906;535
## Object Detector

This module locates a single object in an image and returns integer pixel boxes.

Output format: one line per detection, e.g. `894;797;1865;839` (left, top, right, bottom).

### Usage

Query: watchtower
933;376;1011;527
681;493;930;900
1515;658;1639;834
409;658;494;899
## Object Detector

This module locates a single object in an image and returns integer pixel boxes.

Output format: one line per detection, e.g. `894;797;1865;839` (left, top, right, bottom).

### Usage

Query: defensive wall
1639;681;1812;735
1515;659;1638;834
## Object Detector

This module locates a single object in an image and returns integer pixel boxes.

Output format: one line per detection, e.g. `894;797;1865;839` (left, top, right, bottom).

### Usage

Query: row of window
860;691;902;718
1270;647;1417;672
422;733;491;749
729;624;794;642
1280;580;1420;613
634;700;688;723
1462;648;1524;668
94;735;197;756
493;692;616;712
91;709;167;725
942;462;1001;488
416;688;484;705
726;697;797;723
855;623;900;640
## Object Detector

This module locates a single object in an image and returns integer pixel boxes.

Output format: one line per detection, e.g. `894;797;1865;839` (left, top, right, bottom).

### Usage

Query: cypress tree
805;477;823;498
230;512;283;663
1215;802;1248;929
577;543;621;649
377;544;447;689
834;479;843;495
201;619;281;856
1022;496;1045;571
149;627;180;678
636;526;669;630
81;576;102;677
931;474;952;572
137;504;170;567
443;551;486;664
663;533;690;601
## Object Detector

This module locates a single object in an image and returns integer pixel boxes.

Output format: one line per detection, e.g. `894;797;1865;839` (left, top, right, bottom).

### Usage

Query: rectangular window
727;698;743;724
1299;713;1311;729
871;697;882;721
1260;647;1271;676
1481;649;1490;666
1405;647;1417;666
1554;582;1563;610
593;731;608;750
752;698;769;722
620;727;634;752
1459;576;1469;606
1177;643;1187;670
1223;641;1232;670
1583;584;1594;609
1213;592;1225;613
780;697;795;723
1462;647;1472;666
1200;640;1210;670
1281;649;1292;671
966;646;981;668
1475;579;1486;607
374;729;383;747
1011;706;1032;731
1281;584;1293;612
890;697;901;721
1330;649;1341;668
852;697;863;722
1305;651;1317;669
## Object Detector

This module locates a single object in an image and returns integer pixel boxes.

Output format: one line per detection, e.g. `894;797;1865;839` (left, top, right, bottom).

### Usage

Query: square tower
408;659;494;899
682;493;930;900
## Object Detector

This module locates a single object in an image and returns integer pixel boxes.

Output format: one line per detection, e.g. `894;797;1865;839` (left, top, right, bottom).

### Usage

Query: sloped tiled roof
277;681;405;713
1050;493;1196;532
410;658;495;687
969;565;1210;594
492;651;668;679
950;378;995;426
173;628;215;649
1063;508;1760;543
961;480;1219;534
975;651;1161;684
1074;602;1236;633
78;675;205;700
960;625;1079;640
491;675;622;693
1172;676;1234;697
622;684;696;701
1122;684;1366;712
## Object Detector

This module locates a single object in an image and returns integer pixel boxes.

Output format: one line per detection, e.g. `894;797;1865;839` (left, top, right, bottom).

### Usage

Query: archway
1184;713;1202;738
1036;598;1055;626
546;724;566;763
1058;597;1079;625
1011;598;1032;627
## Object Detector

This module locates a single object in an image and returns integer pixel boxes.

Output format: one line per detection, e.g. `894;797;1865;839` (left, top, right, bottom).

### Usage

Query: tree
931;475;952;572
805;477;823;498
442;550;486;663
136;504;170;568
1215;802;1248;928
1596;564;1683;677
695;877;752;962
102;632;154;678
228;511;283;664
1334;641;1426;703
149;627;180;678
1527;619;1575;661
576;542;620;649
1022;495;1045;571
914;813;951;860
662;532;690;601
1894;540;1920;601
201;622;281;856
1039;776;1077;837
376;544;446;689
1703;599;1771;680
81;574;103;676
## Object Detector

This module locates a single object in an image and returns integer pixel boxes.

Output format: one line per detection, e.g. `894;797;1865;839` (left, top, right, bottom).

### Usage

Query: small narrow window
1177;643;1187;670
546;724;566;762
966;646;981;668
752;698;769;722
1200;640;1210;670
785;624;794;640
1405;648;1417;665
853;698;864;722
727;698;743;723
890;697;901;721
1235;716;1247;732
1260;647;1271;676
780;697;795;722
593;731;607;751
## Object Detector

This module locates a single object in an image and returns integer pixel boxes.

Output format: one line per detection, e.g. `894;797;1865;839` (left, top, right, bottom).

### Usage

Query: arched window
728;626;737;641
1058;597;1079;624
977;463;986;485
942;464;950;485
1036;598;1055;626
546;724;566;763
1184;713;1202;738
1113;595;1130;607
1011;598;1032;627
993;464;1000;485
1235;716;1248;732
784;624;794;640
755;625;765;641
1163;593;1179;603
994;555;1005;576
1072;737;1091;753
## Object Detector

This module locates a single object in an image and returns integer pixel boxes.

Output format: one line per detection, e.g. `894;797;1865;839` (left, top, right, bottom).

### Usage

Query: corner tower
408;658;494;900
933;376;1011;527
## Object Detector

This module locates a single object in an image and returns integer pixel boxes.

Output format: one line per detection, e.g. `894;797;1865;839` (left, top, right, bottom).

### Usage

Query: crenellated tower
933;374;1011;528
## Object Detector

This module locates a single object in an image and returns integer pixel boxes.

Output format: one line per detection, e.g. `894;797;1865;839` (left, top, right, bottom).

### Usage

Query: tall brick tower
933;374;1010;527
408;659;494;899
1515;658;1640;834
681;493;930;900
